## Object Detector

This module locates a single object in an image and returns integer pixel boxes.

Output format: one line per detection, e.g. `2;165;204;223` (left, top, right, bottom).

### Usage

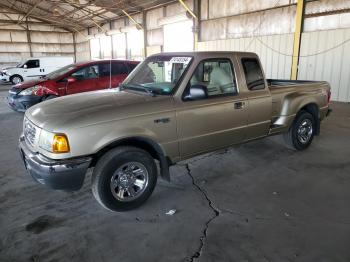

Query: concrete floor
0;83;350;262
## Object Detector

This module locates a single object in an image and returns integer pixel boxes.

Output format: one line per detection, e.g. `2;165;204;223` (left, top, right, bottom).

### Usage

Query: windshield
44;64;76;80
122;55;192;95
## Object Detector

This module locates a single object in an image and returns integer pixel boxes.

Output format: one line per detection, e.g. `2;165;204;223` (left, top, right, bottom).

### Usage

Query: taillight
327;90;331;104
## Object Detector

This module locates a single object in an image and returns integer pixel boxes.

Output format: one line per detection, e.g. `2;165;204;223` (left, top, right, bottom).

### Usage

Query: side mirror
184;85;208;101
23;64;27;69
67;76;76;83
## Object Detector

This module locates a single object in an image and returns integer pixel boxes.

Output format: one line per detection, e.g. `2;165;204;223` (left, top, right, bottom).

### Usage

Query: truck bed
267;79;326;88
267;79;330;132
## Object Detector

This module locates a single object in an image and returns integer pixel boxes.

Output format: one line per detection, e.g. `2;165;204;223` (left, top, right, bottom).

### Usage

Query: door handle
234;101;245;109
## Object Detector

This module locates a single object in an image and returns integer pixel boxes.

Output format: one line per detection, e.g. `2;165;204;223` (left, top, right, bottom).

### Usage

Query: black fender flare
94;136;172;181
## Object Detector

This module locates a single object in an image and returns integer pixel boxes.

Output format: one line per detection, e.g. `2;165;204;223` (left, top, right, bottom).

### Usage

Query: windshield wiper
120;84;157;97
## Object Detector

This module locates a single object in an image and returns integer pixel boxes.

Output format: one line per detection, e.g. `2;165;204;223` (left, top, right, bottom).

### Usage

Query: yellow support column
178;0;199;51
291;0;305;80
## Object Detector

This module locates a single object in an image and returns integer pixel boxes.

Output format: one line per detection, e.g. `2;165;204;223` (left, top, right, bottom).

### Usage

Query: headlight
19;85;41;96
39;129;70;153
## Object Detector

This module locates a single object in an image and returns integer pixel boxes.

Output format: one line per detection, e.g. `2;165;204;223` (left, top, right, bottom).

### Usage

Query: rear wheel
92;146;157;212
284;110;315;150
10;75;23;84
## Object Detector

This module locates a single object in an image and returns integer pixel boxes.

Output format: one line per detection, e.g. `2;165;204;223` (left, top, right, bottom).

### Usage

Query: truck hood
25;89;174;131
2;66;16;71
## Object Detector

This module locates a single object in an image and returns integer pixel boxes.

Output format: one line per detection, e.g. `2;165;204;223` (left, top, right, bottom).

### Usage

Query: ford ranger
19;52;331;212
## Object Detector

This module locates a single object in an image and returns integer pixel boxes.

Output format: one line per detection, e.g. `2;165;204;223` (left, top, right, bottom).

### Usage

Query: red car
7;60;139;112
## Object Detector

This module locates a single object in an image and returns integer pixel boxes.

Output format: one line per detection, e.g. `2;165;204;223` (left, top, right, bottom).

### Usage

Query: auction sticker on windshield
169;57;192;64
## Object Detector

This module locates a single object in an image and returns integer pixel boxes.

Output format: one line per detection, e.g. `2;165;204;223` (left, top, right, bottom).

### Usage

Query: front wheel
10;75;23;84
92;146;157;212
283;110;315;150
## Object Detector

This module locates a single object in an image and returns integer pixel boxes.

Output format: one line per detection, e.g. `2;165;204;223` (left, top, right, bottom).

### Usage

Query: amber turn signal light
52;134;70;153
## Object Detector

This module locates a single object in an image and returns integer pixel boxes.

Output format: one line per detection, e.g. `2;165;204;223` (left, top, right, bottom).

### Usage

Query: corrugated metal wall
198;34;294;80
198;27;350;102
0;10;75;67
298;28;350;102
197;0;350;102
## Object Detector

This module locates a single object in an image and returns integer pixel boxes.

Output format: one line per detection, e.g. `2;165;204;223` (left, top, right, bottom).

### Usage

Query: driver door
176;58;248;158
66;64;99;95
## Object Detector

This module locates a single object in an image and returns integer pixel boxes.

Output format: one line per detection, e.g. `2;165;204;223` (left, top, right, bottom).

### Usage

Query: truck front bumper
19;136;92;191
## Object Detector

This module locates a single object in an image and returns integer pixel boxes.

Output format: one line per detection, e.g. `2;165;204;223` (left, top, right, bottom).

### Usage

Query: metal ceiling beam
61;0;110;21
56;0;97;18
1;12;27;30
179;0;197;19
11;0;87;29
17;0;45;25
0;3;80;31
122;9;142;29
74;0;132;23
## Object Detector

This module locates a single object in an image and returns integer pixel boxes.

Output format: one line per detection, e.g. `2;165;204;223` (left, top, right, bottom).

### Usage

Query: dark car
7;59;139;112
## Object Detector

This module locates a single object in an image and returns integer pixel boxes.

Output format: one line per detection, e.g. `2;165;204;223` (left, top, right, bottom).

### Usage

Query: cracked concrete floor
0;86;350;262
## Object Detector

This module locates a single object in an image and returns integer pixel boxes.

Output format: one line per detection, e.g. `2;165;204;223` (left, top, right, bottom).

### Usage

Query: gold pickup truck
19;52;331;211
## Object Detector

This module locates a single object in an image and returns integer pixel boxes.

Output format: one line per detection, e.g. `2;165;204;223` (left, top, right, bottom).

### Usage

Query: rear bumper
19;136;92;191
7;93;42;112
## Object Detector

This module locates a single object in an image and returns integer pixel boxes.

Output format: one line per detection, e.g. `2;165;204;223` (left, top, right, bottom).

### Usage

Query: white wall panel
207;0;294;19
112;33;126;59
100;35;112;59
76;41;90;62
201;6;295;41
146;7;164;30
147;28;163;46
10;32;28;42
112;18;126;30
298;29;350;102
166;0;193;17
197;34;293;80
0;43;30;52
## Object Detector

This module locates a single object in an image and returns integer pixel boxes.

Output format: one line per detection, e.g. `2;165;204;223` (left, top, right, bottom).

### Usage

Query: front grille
24;118;37;146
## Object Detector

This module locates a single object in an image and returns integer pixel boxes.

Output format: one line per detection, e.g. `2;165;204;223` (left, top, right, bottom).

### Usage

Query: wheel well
299;103;320;135
10;74;23;80
90;137;162;168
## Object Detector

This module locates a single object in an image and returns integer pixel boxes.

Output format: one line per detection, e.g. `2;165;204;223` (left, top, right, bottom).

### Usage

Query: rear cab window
241;58;265;90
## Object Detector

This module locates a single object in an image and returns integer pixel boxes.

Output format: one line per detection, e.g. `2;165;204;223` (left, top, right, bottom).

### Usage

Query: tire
10;75;23;84
283;110;315;151
92;146;157;212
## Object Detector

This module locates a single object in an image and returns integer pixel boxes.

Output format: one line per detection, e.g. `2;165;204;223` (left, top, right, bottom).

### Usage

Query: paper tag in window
170;57;191;64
